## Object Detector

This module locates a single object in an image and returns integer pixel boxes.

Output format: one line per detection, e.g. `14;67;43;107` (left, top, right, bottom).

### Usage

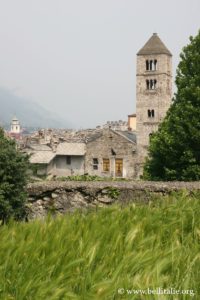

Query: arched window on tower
147;109;155;118
146;59;157;71
154;60;157;70
146;79;157;90
149;79;157;89
146;60;149;71
146;79;150;89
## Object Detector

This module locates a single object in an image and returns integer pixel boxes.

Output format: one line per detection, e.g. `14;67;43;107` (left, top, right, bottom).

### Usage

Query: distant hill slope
0;87;71;129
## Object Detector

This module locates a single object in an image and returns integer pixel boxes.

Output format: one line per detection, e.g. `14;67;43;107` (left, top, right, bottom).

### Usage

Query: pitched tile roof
29;151;56;164
29;144;52;151
115;130;137;143
137;33;172;56
56;142;86;156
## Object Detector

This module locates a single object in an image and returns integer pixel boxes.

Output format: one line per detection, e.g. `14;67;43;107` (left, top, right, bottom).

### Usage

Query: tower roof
12;116;19;121
137;33;172;56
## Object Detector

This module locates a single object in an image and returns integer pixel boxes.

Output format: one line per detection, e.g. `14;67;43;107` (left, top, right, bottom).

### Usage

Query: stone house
29;150;55;176
85;129;137;178
26;144;54;176
27;129;136;178
27;143;86;177
52;142;86;176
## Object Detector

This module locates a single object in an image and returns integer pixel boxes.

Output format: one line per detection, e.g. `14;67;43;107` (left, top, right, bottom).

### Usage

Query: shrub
0;128;29;223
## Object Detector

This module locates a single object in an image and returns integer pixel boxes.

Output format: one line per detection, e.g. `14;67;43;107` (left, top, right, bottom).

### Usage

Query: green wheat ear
0;191;199;299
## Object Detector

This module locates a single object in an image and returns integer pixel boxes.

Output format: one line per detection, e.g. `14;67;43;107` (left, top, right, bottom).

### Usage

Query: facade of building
28;143;86;177
53;142;86;176
8;116;22;140
23;33;172;179
26;129;136;178
136;33;172;176
128;114;136;131
85;129;137;178
26;144;55;176
11;116;21;134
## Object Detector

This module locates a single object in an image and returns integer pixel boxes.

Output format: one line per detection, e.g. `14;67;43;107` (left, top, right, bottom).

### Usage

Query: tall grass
0;192;200;299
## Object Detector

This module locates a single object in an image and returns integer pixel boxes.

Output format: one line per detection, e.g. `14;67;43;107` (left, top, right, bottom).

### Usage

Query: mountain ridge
0;87;71;129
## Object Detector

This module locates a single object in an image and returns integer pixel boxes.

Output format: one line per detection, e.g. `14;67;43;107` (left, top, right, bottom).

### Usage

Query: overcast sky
0;0;199;128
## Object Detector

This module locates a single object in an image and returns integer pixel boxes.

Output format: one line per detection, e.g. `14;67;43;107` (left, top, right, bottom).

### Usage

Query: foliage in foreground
144;29;200;181
0;192;200;299
0;128;29;223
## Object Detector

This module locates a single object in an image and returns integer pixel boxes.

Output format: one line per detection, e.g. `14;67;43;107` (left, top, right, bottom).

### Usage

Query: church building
9;116;22;140
135;33;172;176
25;33;173;180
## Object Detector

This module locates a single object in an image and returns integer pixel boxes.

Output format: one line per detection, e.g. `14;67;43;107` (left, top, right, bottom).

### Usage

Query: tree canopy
0;128;29;223
144;30;200;181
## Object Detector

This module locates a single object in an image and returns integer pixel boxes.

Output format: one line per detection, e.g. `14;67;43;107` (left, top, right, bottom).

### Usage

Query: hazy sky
0;0;199;128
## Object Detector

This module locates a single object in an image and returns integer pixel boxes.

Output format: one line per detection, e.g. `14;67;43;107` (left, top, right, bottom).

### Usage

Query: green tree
144;30;200;181
0;128;29;223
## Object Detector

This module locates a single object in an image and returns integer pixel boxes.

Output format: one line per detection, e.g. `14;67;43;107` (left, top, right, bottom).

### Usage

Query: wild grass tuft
0;192;199;299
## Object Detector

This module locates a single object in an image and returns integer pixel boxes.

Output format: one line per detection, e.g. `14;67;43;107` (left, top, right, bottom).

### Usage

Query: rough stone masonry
27;181;200;219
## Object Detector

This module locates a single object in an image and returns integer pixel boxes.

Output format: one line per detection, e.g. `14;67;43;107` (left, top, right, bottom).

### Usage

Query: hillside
0;87;71;129
0;192;199;299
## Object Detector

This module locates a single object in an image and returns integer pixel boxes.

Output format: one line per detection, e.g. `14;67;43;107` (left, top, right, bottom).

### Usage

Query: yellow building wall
128;114;136;131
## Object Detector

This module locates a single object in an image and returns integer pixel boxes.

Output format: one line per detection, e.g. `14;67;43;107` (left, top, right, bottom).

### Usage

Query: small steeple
10;116;21;134
137;33;172;56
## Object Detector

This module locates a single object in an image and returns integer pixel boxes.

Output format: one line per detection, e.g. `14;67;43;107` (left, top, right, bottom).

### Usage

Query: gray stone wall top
27;181;200;196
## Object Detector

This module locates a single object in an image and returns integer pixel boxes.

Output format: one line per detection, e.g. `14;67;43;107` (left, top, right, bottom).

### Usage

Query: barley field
0;192;199;299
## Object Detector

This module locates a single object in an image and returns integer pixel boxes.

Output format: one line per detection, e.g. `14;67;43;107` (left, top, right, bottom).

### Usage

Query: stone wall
27;181;200;219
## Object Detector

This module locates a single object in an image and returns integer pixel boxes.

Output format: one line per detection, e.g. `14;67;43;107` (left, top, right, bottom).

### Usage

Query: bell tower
10;116;21;134
136;33;172;176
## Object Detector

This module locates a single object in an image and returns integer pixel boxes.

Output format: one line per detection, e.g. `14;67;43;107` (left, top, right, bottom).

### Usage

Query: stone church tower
136;33;172;176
